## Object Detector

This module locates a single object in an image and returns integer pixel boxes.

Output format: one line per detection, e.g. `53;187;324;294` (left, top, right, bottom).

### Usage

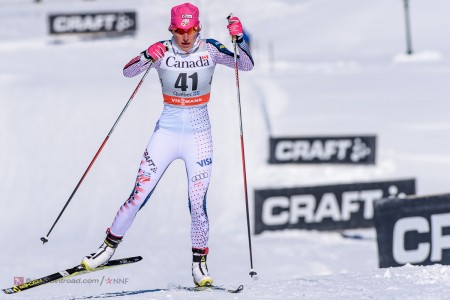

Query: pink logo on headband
169;2;199;30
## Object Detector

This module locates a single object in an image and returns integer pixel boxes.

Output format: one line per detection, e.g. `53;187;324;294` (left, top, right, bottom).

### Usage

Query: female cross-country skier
81;3;254;287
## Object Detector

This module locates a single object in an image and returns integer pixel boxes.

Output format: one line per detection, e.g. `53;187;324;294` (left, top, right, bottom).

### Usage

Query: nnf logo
269;136;376;165
13;277;24;286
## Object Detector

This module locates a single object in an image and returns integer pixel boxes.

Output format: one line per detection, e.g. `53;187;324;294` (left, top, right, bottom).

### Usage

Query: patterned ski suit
109;35;254;249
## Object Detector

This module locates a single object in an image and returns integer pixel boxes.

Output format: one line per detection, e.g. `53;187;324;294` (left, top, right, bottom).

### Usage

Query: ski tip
120;256;143;264
114;256;143;264
232;285;244;293
2;287;17;294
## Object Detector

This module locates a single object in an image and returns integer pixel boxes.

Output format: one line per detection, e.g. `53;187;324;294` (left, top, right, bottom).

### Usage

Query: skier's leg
182;130;214;286
82;128;178;269
187;160;212;250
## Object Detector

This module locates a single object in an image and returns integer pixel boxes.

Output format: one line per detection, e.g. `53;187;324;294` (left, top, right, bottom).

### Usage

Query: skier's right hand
227;16;244;41
146;42;167;62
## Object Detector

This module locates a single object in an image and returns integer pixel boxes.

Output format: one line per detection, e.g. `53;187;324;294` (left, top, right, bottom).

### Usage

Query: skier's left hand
227;16;244;41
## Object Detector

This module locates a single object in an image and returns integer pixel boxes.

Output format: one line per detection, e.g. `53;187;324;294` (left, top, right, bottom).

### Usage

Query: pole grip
227;13;237;42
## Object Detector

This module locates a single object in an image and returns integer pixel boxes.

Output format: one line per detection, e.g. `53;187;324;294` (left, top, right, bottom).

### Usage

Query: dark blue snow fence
48;11;137;37
374;193;450;268
254;179;416;234
268;135;376;165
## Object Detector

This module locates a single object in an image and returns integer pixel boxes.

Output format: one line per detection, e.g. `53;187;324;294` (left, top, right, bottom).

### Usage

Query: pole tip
41;237;48;244
249;270;257;277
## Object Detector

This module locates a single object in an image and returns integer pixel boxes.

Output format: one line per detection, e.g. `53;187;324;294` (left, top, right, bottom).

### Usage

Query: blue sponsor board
269;135;376;165
254;179;416;234
49;11;137;35
374;193;450;268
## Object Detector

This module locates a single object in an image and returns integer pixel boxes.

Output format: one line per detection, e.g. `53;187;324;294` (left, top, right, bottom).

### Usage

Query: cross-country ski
69;284;243;299
177;284;244;293
2;257;142;294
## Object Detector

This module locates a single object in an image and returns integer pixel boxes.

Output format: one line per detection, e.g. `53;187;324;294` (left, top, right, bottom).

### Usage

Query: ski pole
227;14;257;278
41;63;153;245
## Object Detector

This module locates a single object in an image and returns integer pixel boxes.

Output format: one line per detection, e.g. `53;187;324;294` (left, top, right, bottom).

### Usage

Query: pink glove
146;42;167;61
227;16;244;39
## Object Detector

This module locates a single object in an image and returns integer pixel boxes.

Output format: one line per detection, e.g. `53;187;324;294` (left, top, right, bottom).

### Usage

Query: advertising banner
254;179;416;234
49;12;137;35
374;193;450;268
269;135;376;164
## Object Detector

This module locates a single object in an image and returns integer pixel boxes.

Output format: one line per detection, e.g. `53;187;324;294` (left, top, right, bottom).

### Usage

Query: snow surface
1;0;450;299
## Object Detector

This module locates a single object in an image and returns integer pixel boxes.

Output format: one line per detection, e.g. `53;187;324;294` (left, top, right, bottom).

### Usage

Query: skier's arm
206;16;253;71
123;41;167;77
123;57;154;78
206;39;254;71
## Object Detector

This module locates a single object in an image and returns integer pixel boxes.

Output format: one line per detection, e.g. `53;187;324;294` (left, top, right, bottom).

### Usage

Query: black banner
48;12;137;35
374;193;450;268
254;179;416;234
269;135;376;165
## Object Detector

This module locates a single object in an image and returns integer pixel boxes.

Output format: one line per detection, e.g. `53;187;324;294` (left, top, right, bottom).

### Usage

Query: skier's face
172;27;199;52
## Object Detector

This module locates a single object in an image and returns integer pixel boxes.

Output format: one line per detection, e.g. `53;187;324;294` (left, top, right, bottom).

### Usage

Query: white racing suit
108;35;254;250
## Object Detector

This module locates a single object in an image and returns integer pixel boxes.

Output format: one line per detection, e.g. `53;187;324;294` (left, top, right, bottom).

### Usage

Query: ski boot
81;232;122;270
192;247;213;287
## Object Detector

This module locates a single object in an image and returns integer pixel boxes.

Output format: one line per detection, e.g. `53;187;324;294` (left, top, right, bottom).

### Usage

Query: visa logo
197;158;212;167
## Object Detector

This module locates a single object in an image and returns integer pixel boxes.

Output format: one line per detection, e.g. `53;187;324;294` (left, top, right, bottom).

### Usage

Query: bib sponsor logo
163;94;210;106
166;56;210;69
